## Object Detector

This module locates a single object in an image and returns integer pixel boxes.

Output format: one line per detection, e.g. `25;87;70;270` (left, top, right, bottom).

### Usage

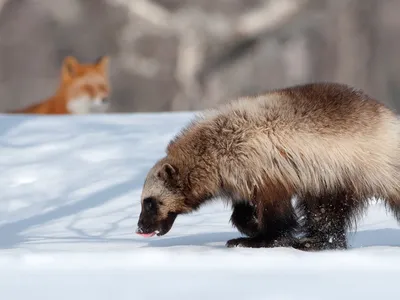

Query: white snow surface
1;112;400;300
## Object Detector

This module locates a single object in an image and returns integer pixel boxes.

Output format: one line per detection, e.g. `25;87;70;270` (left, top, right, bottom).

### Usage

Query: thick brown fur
137;82;400;250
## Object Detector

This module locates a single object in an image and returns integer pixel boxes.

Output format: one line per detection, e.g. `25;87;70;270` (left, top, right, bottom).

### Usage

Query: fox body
137;82;400;250
10;56;110;114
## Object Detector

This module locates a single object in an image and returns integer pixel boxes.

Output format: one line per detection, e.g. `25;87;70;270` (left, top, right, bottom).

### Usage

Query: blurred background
0;0;399;114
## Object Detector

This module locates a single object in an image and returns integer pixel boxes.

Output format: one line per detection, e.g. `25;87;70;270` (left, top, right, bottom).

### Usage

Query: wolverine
136;82;400;251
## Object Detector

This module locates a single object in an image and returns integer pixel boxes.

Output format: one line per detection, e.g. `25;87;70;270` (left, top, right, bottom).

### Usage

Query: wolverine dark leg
229;202;259;237
294;191;360;251
227;185;298;248
385;190;400;225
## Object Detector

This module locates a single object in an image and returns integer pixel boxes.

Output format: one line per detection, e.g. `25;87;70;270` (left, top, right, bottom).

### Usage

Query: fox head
60;56;111;114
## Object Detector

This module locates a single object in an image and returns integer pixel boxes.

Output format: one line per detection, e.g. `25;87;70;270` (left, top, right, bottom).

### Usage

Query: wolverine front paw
226;237;248;248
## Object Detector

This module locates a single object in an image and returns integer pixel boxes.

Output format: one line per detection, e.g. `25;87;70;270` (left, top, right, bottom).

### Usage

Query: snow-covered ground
1;112;400;300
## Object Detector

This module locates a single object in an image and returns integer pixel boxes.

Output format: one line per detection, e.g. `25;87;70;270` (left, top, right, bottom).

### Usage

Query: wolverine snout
136;215;158;237
136;211;158;233
136;203;178;237
136;197;161;237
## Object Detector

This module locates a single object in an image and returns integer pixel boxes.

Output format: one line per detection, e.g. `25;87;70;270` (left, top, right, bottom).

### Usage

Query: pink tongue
137;232;156;238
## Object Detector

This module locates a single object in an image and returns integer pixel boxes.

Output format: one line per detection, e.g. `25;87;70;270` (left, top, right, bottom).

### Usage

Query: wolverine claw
292;236;347;251
226;237;247;248
227;235;298;248
226;237;267;248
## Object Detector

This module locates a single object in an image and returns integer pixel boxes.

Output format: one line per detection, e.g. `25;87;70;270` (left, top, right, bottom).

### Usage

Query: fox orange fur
10;56;111;114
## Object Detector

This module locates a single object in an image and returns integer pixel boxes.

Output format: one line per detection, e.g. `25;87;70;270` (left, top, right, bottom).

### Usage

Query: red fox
9;56;111;114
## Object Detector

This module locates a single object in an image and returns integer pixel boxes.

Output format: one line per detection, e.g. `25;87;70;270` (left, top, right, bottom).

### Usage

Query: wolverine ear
157;163;177;184
62;56;79;78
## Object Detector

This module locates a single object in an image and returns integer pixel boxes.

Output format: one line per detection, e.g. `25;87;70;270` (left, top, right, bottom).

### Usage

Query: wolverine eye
143;197;157;211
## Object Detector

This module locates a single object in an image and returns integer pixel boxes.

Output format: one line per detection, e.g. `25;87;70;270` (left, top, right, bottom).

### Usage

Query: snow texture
0;112;400;300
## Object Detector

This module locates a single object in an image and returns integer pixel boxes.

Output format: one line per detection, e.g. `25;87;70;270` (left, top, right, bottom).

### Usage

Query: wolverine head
136;158;192;237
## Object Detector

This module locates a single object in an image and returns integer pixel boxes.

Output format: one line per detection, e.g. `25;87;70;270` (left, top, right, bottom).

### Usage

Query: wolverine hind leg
294;190;363;251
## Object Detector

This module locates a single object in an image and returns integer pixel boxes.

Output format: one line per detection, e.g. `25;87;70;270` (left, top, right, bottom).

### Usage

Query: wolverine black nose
136;219;144;232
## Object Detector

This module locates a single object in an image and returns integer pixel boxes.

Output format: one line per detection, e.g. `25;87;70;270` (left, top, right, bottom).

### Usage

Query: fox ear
62;56;79;78
95;56;109;72
157;163;178;184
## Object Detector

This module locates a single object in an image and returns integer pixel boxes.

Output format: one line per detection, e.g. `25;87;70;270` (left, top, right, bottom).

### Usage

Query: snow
0;112;400;300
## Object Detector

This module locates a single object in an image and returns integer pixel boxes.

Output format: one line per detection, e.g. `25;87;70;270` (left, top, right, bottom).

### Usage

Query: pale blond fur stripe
190;86;400;202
